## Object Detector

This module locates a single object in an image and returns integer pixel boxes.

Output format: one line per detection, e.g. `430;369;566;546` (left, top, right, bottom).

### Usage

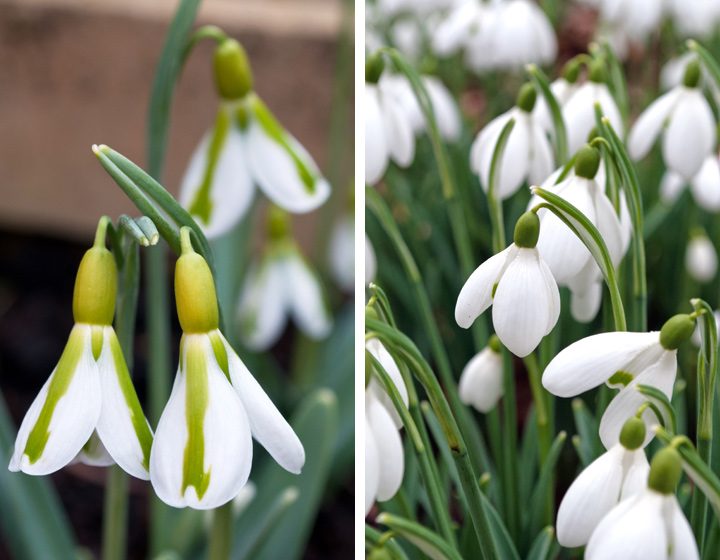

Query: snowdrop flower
665;0;720;38
458;335;504;413
237;208;331;351
586;446;699;560
150;228;304;509
328;214;354;292
629;59;716;180
543;314;696;449
563;60;623;154
456;211;560;357
365;337;408;514
470;83;554;200
534;60;581;135
557;417;649;547
366;235;377;285
365;55;416;185
9;218;153;479
685;230;717;283
596;0;663;41
179;39;329;239
660;153;720;212
530;146;626;323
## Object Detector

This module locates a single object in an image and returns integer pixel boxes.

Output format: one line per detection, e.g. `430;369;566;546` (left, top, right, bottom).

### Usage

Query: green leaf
571;398;601;467
365;525;411;560
687;40;720;95
526;526;556;560
525;432;567;538
376;513;464;560
235;487;300;560
231;389;339;560
0;392;77;559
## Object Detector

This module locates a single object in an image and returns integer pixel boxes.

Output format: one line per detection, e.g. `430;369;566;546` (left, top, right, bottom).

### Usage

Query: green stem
208;502;233;560
500;350;519;542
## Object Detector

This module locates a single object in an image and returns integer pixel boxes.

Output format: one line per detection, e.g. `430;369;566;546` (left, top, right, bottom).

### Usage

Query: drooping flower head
150;227;304;509
685;229;717;283
458;335;504;413
9;217;153;479
180;38;330;238
237;206;332;351
456;211;560;357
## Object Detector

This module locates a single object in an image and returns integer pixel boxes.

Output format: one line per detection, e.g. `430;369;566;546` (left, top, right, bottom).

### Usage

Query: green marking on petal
91;326;104;361
24;327;86;464
491;282;499;299
249;94;317;193
208;331;230;382
608;370;634;387
236;104;250;131
188;106;232;225
182;337;212;500
108;330;153;470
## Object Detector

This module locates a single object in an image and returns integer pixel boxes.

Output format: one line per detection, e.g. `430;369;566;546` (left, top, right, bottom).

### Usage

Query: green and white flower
9;219;153;479
180;39;329;239
150;228;304;510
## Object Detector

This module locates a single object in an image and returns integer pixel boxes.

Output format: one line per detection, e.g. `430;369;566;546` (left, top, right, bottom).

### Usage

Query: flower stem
208;502;234;560
101;467;129;560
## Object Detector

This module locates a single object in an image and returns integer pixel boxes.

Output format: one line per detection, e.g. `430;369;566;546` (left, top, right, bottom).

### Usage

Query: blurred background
0;0;354;558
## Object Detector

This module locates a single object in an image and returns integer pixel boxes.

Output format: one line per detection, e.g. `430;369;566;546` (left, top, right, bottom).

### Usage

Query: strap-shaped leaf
526;527;557;560
376;513;464;560
526;432;566;538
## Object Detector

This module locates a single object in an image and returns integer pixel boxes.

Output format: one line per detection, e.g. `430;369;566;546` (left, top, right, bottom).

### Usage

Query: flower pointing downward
542;314;696;449
455;211;560;357
180;39;330;239
458;335;504;413
150;227;304;509
9;217;153;479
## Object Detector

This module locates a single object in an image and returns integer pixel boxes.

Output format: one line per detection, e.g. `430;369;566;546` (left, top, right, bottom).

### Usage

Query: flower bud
513;211;540;248
588;59;606;84
574;145;601;179
562;59;581;84
365;53;385;84
73;219;117;325
175;228;219;333
516;83;537;113
367;547;393;560
619;416;646;450
213;39;253;100
647;447;682;495
659;314;695;350
683;59;701;89
488;334;501;353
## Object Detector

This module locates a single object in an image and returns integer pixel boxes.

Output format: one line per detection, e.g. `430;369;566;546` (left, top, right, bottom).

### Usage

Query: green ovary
181;337;212;500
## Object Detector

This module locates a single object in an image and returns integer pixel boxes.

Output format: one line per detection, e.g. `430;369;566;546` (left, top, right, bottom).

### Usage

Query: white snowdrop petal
365;234;377;284
586;492;667;560
542;331;660;397
627;89;681;161
381;90;416;168
528;122;554;186
455;245;515;328
246;118;330;214
669;498;700;560
424;77;462;141
570;281;602;323
691;156;720;211
556;445;625;547
538;257;560;335
495;113;532;200
224;334;305;474
366;338;409;428
458;348;504;413
663;89;716;179
686;236;718;283
284;253;332;340
660;171;687;205
76;432;115;467
95;328;153;480
365;85;390;185
328;217;354;291
492;249;551;357
10;325;101;475
237;260;287;351
620;449;650;500
599;350;676;449
471;111;513;182
179;125;255;239
365;418;380;515
592;183;625;267
368;397;404;502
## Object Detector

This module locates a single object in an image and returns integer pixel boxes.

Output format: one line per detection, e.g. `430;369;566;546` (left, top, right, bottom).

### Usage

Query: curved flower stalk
458;335;504;413
563;59;623;154
470;83;554;201
660;152;720;212
586;447;699;560
542;314;696;449
456;211;560;357
433;0;557;72
557;417;649;547
530;146;626;323
685;230;718;283
365;54;416;186
9;218;153;479
365;338;408;514
237;208;332;351
628;59;716;180
150;227;304;509
179;38;330;239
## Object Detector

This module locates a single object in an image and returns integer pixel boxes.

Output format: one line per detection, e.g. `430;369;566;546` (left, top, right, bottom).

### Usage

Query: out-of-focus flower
660;153;720;212
458;335;504;412
629;59;716;180
329;215;355;292
237;208;332;351
151;228;304;509
9;218;153;479
456;212;560;357
665;0;720;38
685;230;718;283
180;39;329;238
470;83;554;200
366;235;377;285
